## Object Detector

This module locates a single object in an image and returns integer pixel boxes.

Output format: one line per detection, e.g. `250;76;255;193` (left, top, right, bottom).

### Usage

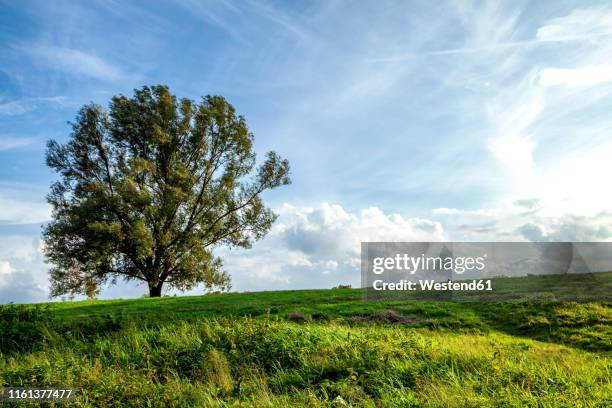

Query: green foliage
43;85;290;297
0;304;52;354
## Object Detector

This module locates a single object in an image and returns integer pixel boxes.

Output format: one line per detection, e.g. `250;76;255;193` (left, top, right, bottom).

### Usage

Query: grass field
0;273;610;407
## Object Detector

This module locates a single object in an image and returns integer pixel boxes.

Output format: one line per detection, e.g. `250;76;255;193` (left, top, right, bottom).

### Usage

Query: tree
43;85;290;298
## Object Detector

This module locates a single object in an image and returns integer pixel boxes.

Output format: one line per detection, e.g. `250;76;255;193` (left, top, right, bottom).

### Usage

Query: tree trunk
148;282;163;297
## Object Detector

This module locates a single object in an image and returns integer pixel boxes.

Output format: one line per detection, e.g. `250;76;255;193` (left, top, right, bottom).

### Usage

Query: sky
1;0;612;302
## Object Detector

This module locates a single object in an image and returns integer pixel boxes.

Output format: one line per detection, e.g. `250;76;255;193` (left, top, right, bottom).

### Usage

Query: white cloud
1;199;611;303
488;134;536;172
484;69;544;190
216;203;446;291
222;201;612;292
370;5;612;61
23;45;126;82
533;142;612;216
175;0;311;46
0;136;38;151
536;7;612;42
0;95;67;116
0;236;48;301
330;62;413;112
539;65;612;87
0;260;13;276
277;203;445;258
472;6;612;209
431;200;612;243
0;197;51;224
320;260;338;275
433;207;500;217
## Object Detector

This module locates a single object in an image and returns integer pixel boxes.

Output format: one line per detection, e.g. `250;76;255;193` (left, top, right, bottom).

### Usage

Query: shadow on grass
463;301;611;353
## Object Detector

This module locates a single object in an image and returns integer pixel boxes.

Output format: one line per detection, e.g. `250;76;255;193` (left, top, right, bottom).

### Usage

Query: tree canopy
43;85;290;298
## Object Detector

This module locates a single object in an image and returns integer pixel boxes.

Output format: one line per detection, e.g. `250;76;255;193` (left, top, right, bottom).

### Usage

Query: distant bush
333;284;352;289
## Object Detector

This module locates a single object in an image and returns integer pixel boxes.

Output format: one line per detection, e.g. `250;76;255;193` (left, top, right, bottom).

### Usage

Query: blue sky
1;0;612;302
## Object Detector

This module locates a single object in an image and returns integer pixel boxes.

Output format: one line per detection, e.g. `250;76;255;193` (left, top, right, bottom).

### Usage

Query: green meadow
1;273;610;407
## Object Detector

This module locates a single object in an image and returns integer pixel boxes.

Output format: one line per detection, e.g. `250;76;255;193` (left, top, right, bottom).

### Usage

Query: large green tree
43;85;290;298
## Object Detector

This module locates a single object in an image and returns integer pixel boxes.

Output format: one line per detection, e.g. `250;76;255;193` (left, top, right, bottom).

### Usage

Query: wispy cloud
487;7;612;211
245;0;310;42
175;0;311;45
21;45;127;82
536;7;612;41
0;96;67;116
368;33;612;62
370;6;612;62
0;136;38;151
0;196;50;224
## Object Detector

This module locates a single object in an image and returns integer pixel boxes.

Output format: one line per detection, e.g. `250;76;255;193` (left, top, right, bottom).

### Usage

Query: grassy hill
1;273;610;407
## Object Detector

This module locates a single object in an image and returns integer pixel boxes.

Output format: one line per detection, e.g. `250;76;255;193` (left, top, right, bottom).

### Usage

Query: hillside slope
1;273;610;407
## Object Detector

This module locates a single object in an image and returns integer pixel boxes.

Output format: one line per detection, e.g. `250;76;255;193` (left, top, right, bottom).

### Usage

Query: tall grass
1;297;610;407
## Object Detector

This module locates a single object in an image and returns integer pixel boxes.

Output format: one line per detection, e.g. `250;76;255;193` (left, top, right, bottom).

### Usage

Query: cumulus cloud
0;236;48;303
218;203;445;291
515;222;547;242
2;200;611;303
0;260;13;276
515;213;612;242
220;202;612;292
433;200;612;243
279;203;444;258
